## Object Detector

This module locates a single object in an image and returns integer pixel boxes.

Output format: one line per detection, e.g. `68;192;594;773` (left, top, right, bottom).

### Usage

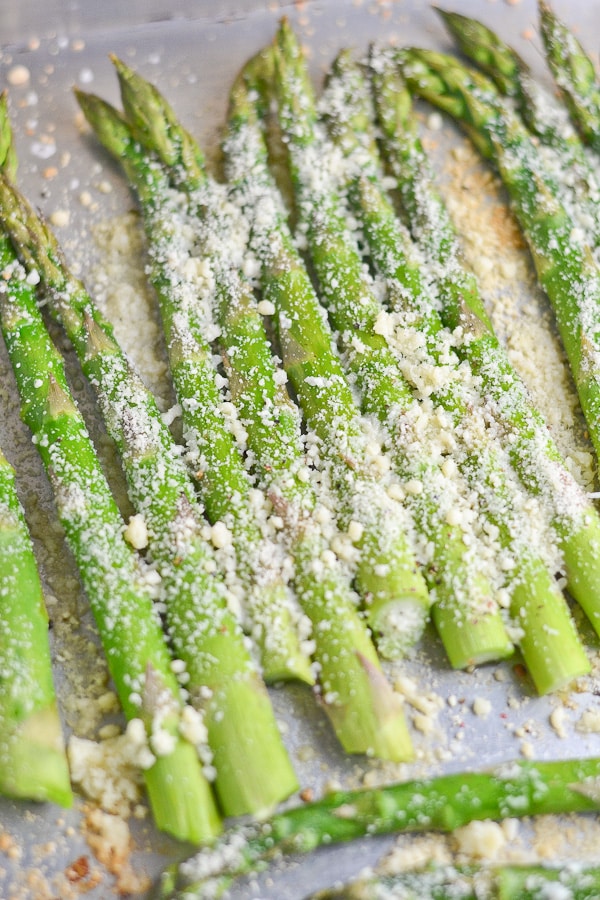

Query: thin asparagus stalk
320;49;589;694
77;65;415;763
271;20;513;670
0;446;72;807
0;141;299;817
154;755;600;898
305;862;600;900
435;8;600;247
0;230;219;844
390;47;600;639
538;0;600;154
75;87;313;693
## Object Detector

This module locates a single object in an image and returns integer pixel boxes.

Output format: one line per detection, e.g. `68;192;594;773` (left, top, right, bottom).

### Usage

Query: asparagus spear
435;8;600;247
370;48;600;646
222;79;411;760
76;67;415;763
320;49;589;695
0;446;73;807
0;230;219;844
397;48;600;508
538;0;600;153
110;63;432;667
0;148;299;818
75;89;313;693
225;48;436;662
386;45;600;637
305;862;600;899
154;755;600;897
271;20;514;670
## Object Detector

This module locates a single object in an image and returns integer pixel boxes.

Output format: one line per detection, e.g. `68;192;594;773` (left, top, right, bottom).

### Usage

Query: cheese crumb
454;820;506;859
7;65;30;86
50;209;70;228
210;520;232;549
123;513;148;550
472;697;492;718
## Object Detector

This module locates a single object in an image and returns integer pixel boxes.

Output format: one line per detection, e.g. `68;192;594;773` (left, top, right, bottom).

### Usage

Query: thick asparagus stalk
0;229;219;844
0;446;72;807
155;755;600;898
0;147;299;817
77;65;415;763
75;87;313;692
271;20;513;669
391;47;600;639
538;0;600;154
321;49;589;695
306;862;600;900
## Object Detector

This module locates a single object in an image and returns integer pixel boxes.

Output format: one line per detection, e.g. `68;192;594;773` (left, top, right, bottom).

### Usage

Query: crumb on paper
50;208;70;228
84;808;150;895
7;64;30;86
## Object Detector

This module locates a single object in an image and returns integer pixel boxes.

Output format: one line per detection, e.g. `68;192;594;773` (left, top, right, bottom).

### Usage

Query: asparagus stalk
538;0;600;154
77;65;415;762
154;755;600;898
306;862;600;899
271;20;513;670
212;256;412;759
0;96;71;807
0;446;73;806
435;8;600;247
75;88;313;693
396;48;600;460
112;64;432;665
321;49;589;695
222;75;412;759
229;50;437;661
391;47;600;639
0;147;299;817
0;229;219;844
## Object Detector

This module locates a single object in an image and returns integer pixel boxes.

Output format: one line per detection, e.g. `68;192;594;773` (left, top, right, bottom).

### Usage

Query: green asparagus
154;755;600;898
0;446;72;806
0;228;220;843
223;70;412;758
0;134;300;817
271;20;514;670
0;103;71;806
321;48;589;695
397;47;600;463
391;46;600;639
76;65;416;763
305;862;600;899
435;8;600;247
75;86;314;693
111;56;432;665
538;0;600;153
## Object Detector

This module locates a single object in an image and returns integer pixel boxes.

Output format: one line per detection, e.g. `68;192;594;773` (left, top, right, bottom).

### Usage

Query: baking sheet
1;1;600;897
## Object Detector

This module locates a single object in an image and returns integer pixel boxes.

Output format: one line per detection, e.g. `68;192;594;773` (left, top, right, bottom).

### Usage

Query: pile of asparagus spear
3;0;600;894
